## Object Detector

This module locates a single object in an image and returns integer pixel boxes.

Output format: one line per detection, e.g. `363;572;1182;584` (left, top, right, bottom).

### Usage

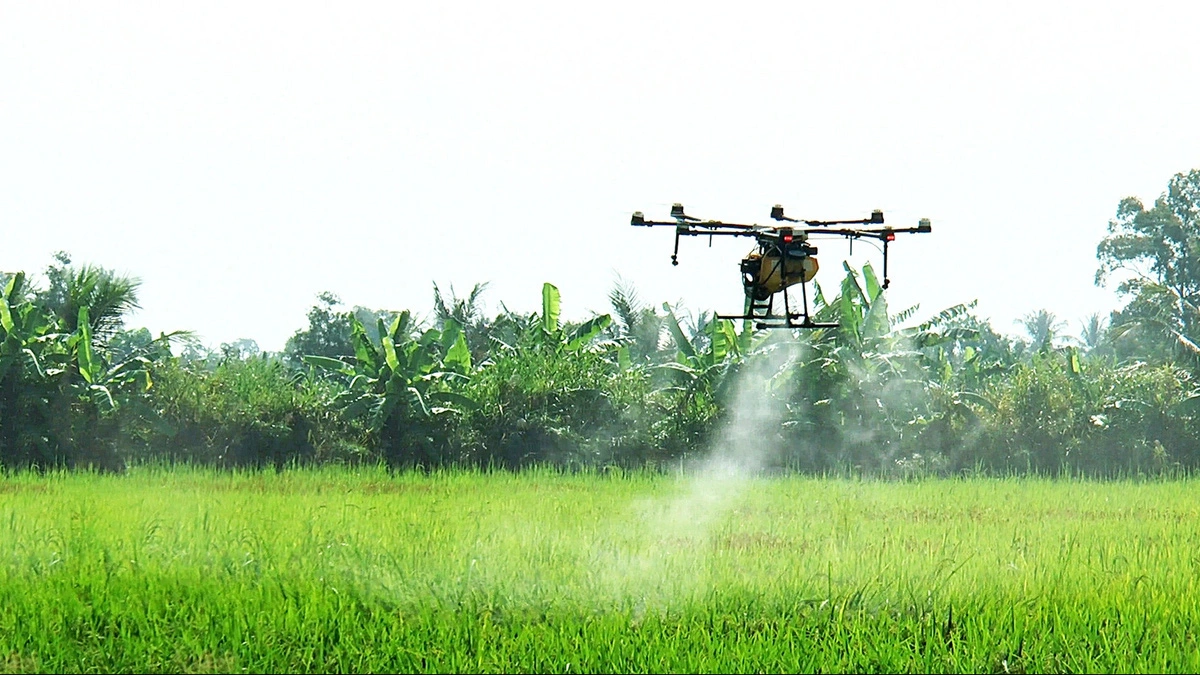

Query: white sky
3;1;1199;351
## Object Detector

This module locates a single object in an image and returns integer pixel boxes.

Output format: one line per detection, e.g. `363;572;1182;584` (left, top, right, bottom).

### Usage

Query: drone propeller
670;203;701;222
770;204;798;223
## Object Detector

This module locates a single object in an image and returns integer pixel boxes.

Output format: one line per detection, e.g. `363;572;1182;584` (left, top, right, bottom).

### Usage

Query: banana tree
658;306;748;400
304;312;476;464
647;306;751;446
0;273;56;385
460;283;629;467
1;273;171;469
776;262;976;471
0;273;63;465
537;282;613;353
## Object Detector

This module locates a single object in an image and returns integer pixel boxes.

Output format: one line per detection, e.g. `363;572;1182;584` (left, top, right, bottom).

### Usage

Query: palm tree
40;253;141;344
607;275;665;362
432;281;492;359
1018;309;1066;353
1078;313;1108;352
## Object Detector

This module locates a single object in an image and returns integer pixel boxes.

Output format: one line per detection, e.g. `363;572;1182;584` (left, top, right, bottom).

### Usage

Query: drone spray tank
631;203;931;329
740;226;818;301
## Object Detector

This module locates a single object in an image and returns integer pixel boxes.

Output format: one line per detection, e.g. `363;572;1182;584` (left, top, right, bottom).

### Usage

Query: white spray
593;337;804;612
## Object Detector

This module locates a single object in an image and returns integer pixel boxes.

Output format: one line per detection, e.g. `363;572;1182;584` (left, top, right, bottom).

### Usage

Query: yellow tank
743;251;818;300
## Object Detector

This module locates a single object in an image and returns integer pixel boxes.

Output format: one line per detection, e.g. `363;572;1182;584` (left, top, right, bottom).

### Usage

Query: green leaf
737;319;754;355
76;307;99;384
89;383;116;410
427;391;479;411
954;390;998;413
542;282;561;334
381;333;400;374
2;272;22;305
302;355;353;375
566;314;612;351
838;263;868;343
0;272;19;335
719;319;739;358
405;340;436;376
862;261;883;304
351;317;381;374
0;299;12;338
407;386;432;417
617;345;631;370
708;319;730;362
439;318;463;350
812;281;828;310
842;261;867;302
340;393;375;420
862;286;891;340
656;360;702;378
443;327;472;374
390;311;412;342
663;303;697;360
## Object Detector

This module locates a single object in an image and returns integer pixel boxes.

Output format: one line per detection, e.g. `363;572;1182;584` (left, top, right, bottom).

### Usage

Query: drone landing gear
716;283;839;330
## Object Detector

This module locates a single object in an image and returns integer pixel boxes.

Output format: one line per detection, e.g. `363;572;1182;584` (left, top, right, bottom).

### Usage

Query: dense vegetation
4;170;1200;476
4;468;1200;673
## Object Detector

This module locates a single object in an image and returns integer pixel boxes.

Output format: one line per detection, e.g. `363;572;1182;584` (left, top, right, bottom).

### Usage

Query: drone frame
631;204;931;330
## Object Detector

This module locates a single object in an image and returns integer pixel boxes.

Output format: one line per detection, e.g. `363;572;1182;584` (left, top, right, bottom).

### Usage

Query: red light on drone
885;233;895;242
783;234;793;243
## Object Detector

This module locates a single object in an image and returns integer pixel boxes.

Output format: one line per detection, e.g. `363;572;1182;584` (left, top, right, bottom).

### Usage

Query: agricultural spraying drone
631;203;931;329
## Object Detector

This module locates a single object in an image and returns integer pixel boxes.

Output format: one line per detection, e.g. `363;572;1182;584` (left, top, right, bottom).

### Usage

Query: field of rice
3;466;1200;673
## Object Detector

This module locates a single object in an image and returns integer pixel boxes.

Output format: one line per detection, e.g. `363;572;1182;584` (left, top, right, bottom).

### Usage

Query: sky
3;1;1199;351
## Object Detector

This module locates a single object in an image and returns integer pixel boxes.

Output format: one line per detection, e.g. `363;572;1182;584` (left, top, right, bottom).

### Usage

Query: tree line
3;170;1200;476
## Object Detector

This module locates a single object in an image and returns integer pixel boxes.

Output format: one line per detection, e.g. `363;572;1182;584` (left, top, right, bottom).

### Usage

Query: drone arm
633;213;761;266
803;218;877;227
807;220;931;241
676;223;759;238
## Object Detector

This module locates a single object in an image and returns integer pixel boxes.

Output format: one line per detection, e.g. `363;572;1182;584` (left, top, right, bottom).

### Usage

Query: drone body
631;204;931;329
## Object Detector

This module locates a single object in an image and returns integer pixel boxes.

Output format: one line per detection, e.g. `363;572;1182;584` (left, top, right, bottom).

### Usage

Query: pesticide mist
594;338;805;610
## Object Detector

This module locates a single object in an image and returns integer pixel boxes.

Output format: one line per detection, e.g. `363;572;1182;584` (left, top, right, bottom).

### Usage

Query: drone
631;203;931;329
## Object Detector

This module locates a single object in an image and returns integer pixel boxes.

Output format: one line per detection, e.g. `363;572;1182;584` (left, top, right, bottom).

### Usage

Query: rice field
3;466;1200;673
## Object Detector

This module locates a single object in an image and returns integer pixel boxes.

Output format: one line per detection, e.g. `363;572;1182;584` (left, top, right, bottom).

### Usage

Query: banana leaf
76;307;100;385
351;317;381;375
542;282;561;335
662;303;696;360
566;314;612;352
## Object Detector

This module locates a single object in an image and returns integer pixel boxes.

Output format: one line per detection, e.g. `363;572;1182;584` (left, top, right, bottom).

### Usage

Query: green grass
3;466;1200;673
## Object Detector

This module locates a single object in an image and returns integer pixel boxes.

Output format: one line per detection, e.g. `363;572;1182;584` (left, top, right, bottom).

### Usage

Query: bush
123;356;360;468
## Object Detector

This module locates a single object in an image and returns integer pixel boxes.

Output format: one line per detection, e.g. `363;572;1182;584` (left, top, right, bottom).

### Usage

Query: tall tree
285;292;353;364
1096;169;1200;361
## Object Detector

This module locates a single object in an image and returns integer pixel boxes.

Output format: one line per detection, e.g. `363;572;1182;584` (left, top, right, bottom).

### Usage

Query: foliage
38;251;142;344
976;355;1199;475
284;292;401;366
462;283;636;468
606;275;667;363
129;355;348;468
304;311;476;467
432;281;494;362
0;263;171;471
1096;168;1200;366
